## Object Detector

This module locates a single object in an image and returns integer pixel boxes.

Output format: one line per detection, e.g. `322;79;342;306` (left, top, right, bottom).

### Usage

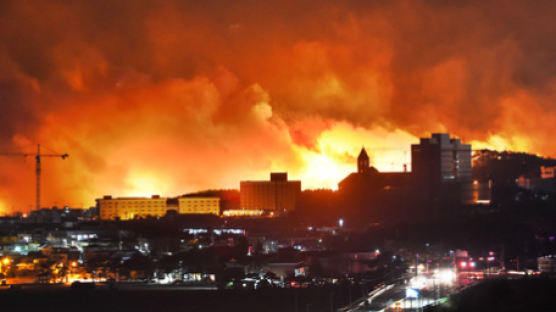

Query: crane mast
0;144;68;210
36;144;41;212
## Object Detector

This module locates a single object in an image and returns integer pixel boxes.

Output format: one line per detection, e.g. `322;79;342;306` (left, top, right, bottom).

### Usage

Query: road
340;273;480;312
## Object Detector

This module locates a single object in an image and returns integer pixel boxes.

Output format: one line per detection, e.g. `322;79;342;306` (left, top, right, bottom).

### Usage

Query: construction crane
0;144;68;210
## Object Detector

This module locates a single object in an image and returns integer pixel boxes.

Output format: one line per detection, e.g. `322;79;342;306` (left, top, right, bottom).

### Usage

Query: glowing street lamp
0;257;11;273
338;218;344;227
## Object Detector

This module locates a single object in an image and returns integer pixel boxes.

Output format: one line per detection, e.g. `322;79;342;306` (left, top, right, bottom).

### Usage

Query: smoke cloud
1;0;555;212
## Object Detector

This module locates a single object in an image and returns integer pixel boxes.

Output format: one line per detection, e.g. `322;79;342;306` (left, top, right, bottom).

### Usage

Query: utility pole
0;144;69;210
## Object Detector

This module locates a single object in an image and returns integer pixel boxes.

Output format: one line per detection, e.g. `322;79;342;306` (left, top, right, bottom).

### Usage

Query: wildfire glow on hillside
1;0;556;212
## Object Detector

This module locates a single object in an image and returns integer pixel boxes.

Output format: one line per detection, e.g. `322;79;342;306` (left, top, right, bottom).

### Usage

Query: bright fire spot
123;171;172;197
295;123;416;190
0;200;7;216
298;152;350;190
470;135;530;153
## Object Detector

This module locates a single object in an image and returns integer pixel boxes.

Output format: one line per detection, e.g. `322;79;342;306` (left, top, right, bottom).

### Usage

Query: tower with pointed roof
357;147;370;173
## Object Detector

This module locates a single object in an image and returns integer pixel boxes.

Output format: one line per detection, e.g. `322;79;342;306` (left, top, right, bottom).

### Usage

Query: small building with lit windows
97;195;168;220
97;195;221;220
177;196;220;215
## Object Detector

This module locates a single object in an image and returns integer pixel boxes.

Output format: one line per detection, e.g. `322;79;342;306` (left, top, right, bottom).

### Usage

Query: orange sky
1;0;556;213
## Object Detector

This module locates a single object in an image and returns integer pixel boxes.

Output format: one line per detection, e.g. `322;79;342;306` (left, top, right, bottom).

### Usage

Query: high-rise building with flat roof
239;172;301;216
411;133;473;209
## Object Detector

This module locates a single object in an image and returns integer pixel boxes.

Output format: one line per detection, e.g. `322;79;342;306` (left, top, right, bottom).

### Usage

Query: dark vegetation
429;278;556;312
0;285;362;312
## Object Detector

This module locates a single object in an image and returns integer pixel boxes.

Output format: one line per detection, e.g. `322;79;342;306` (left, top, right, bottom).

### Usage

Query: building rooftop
98;195;163;200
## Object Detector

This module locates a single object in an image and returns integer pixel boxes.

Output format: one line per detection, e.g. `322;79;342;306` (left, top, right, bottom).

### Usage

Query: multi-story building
239;172;301;216
97;195;221;220
97;195;168;220
177;196;220;215
411;133;473;209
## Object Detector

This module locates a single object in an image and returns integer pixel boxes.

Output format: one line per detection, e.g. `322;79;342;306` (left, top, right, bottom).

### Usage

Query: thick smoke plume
1;0;555;212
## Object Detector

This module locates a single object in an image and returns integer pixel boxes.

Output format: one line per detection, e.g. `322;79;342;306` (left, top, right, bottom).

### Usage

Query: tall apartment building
97;195;220;220
411;133;473;209
239;172;301;216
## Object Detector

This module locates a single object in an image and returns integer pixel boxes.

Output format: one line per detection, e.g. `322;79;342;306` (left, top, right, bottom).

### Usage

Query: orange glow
470;135;529;153
0;201;7;217
123;171;172;198
0;2;555;213
298;152;346;191
295;123;415;190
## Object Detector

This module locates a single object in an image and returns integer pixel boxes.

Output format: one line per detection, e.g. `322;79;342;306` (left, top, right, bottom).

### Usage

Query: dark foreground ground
3;278;556;312
0;284;363;312
431;277;556;312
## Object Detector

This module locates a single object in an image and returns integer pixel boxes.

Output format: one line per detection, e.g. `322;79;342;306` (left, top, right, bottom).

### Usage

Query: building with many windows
97;195;220;220
337;134;473;222
177;196;220;215
239;172;301;216
411;133;473;210
97;195;168;220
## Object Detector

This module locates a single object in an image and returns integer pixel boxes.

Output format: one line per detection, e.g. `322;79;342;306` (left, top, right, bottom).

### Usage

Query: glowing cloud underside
0;0;555;212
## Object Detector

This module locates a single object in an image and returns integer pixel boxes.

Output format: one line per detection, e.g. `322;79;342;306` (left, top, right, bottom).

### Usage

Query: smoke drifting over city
1;0;556;212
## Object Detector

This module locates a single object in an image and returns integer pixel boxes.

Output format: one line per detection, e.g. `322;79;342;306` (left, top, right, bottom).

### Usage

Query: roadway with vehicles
339;268;482;312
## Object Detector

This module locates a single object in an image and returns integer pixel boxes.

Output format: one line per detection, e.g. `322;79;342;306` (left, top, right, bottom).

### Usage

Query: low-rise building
178;196;220;215
97;195;167;220
97;195;221;220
